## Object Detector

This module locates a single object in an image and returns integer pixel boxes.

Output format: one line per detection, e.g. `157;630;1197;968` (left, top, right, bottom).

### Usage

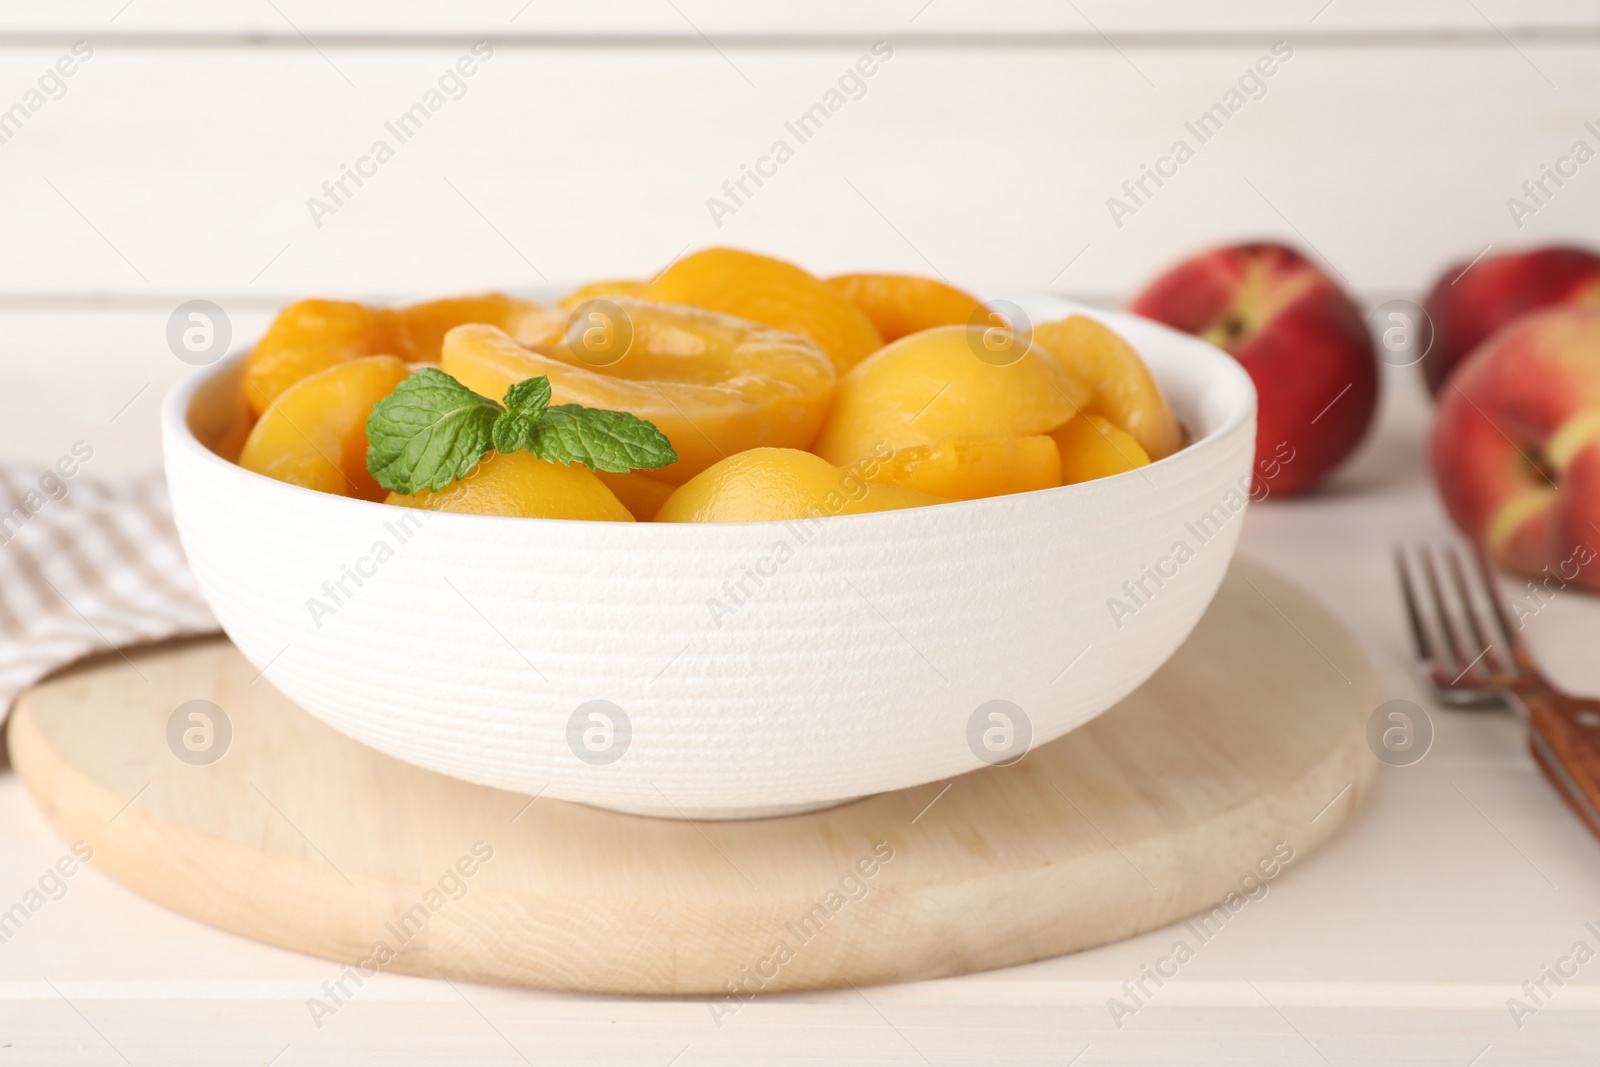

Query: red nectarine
1431;305;1600;591
1422;245;1600;395
1129;242;1378;496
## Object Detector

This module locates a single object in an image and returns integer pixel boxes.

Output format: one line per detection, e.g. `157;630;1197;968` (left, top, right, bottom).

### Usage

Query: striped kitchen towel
0;463;218;720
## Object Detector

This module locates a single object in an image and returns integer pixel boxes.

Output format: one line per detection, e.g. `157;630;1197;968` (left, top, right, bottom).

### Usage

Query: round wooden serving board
9;560;1378;995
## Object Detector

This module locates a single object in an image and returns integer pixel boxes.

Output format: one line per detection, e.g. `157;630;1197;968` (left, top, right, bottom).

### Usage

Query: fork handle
1518;691;1600;840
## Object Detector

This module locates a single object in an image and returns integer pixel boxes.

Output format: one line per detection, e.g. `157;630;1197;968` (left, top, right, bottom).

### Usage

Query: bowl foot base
577;795;866;821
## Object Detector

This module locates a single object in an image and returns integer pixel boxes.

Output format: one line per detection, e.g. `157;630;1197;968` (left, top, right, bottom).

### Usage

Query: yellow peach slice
643;248;884;372
596;470;676;521
559;280;646;311
826;273;985;343
812;325;1091;467
386;450;633;521
441;300;836;485
390;293;566;352
244;299;389;416
1031;315;1183;461
1053;414;1152;484
244;294;563;415
238;355;410;500
865;434;1061;501
654;447;942;523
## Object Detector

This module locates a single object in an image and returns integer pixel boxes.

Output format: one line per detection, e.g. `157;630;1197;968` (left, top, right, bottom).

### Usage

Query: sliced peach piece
865;434;1061;501
238;355;410;500
654;447;942;523
812;324;1091;467
386;450;633;521
244;299;389;416
1053;414;1151;484
826;273;984;343
596;470;676;521
559;279;645;310
1031;315;1183;461
244;294;563;415
441;300;835;485
390;293;566;353
643;248;883;372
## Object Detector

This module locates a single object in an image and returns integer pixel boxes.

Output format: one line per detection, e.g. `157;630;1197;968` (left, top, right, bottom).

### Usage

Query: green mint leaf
502;376;552;420
365;368;501;494
491;410;532;454
524;404;678;473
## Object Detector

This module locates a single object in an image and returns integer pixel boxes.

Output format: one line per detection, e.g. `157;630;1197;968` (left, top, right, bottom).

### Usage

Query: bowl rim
161;291;1257;531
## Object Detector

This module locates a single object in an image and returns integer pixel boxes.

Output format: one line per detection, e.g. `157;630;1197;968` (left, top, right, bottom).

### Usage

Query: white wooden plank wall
8;8;1600;1063
2;1;1599;473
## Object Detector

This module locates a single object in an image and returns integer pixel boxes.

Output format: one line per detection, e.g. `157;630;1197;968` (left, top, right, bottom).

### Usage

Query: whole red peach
1129;242;1378;496
1431;305;1600;590
1422;246;1600;395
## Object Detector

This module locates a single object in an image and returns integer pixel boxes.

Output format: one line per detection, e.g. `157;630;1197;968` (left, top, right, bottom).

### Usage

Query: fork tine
1421;545;1470;672
1446;546;1500;675
1394;546;1437;667
1472;548;1533;667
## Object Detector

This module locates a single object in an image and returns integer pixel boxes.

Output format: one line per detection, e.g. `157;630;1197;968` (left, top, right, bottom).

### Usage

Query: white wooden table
6;4;1600;1062
5;358;1600;1066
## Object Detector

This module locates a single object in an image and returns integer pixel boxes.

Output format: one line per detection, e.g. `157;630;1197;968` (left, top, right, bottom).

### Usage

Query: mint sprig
366;369;676;495
526;405;684;473
366;369;501;495
490;376;552;454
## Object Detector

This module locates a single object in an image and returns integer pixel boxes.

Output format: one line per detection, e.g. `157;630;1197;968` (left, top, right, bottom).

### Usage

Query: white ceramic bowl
163;291;1255;818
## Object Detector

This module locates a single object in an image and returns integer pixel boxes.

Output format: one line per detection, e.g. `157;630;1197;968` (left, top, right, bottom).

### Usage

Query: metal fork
1396;544;1600;839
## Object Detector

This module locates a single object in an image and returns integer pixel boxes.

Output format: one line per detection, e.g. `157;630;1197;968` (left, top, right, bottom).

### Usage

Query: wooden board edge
7;657;1381;996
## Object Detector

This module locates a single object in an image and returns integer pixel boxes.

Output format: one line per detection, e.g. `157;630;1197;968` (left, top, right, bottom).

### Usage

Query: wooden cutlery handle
1521;692;1600;840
